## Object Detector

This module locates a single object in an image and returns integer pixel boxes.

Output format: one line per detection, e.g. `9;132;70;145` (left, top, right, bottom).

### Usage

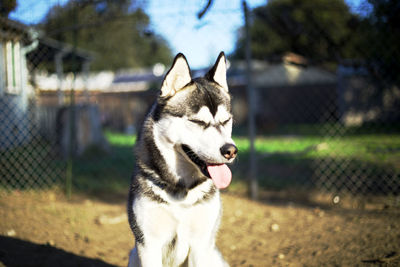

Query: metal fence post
243;0;258;200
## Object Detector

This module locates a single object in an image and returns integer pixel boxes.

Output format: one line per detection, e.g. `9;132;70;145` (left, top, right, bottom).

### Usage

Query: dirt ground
0;190;400;267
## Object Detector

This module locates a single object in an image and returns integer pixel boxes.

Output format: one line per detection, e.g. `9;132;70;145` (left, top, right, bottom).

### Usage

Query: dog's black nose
220;144;238;160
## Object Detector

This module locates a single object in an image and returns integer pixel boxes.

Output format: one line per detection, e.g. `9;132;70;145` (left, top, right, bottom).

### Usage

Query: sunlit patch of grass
103;131;400;168
234;135;400;168
99;131;400;193
104;131;136;146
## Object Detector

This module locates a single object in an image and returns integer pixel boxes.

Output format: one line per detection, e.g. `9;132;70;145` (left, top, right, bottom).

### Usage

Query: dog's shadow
0;235;117;267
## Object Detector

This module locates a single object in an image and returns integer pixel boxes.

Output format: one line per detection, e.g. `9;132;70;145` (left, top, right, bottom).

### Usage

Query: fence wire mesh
0;2;399;206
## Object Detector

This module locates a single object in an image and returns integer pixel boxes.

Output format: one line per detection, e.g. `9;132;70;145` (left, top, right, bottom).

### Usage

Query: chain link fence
1;19;66;192
227;0;400;202
1;2;399;205
0;96;65;191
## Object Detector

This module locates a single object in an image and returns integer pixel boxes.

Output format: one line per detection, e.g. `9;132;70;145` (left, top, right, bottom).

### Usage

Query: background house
337;60;400;126
0;18;37;149
34;65;166;134
33;53;339;134
0;17;95;153
228;53;337;132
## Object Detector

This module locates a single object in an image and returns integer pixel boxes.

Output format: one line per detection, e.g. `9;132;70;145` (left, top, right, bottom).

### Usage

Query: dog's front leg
188;242;229;267
187;197;229;267
127;244;164;267
135;242;163;267
132;201;176;267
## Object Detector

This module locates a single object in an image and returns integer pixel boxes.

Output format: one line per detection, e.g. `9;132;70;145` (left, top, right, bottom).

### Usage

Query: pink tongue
207;164;232;189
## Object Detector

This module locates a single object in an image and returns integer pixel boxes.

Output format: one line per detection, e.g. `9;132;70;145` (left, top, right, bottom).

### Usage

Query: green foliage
362;0;400;84
234;0;354;64
39;0;172;71
0;0;17;16
233;0;400;86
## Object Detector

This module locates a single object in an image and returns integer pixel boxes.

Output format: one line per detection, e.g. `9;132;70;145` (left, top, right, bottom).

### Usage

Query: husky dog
127;52;237;267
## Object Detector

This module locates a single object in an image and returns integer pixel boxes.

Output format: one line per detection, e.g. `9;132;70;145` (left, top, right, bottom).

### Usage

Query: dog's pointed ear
160;53;192;97
206;52;228;92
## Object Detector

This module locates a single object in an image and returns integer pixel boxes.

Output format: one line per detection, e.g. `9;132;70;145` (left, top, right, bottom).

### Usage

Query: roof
228;53;336;87
0;16;31;43
27;37;94;69
0;17;94;67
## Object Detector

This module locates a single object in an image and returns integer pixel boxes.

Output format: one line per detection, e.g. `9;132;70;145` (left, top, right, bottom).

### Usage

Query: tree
40;0;172;71
362;0;400;84
0;0;17;17
233;0;356;64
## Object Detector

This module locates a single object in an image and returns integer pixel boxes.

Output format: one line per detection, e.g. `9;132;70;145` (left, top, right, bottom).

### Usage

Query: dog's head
152;52;237;189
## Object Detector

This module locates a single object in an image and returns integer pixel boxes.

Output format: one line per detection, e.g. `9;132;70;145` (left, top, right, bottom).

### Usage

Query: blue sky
146;0;266;68
9;0;365;69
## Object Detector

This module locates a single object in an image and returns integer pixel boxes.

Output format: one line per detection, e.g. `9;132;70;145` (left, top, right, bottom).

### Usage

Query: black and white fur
127;52;236;267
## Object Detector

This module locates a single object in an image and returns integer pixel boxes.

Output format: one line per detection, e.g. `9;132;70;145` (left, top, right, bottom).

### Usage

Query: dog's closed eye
189;119;210;128
218;117;232;127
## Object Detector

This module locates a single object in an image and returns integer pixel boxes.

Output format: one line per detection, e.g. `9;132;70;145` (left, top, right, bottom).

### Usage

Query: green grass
3;128;398;196
103;131;400;169
101;131;400;187
104;131;136;146
229;134;400;191
50;129;400;194
239;136;400;192
72;141;135;194
234;135;400;168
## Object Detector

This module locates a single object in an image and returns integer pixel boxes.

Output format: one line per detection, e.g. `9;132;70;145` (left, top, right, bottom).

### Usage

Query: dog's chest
134;188;221;241
169;195;220;226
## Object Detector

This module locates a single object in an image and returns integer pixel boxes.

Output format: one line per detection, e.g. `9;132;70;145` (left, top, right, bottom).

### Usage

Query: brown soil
0;190;400;267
